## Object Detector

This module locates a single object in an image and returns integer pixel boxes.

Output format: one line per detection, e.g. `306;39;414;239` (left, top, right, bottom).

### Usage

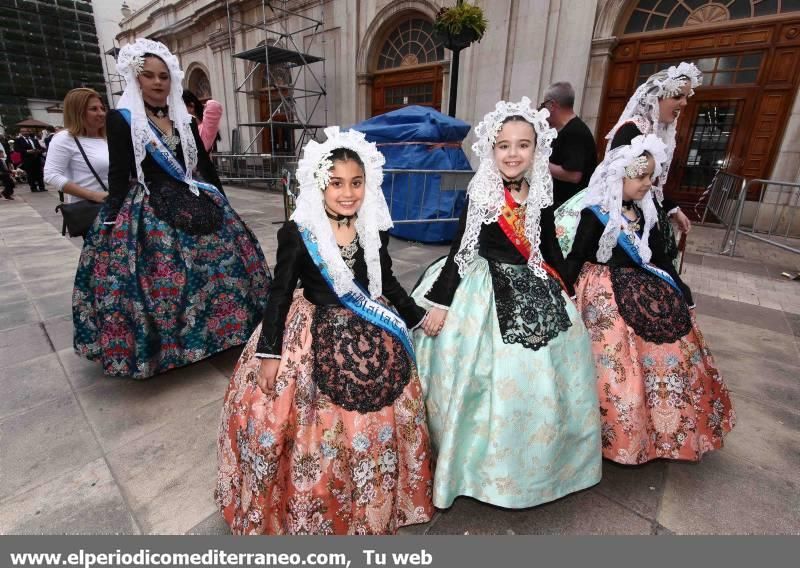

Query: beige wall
114;0;800;181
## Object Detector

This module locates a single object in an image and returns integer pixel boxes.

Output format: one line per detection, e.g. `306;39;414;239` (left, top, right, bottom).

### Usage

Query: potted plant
434;2;488;51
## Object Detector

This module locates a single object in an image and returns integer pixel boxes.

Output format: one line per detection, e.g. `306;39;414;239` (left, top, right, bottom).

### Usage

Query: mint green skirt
412;257;601;509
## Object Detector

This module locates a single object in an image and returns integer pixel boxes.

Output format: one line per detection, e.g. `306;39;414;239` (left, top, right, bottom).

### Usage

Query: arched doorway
370;17;445;117
597;0;800;205
187;67;212;101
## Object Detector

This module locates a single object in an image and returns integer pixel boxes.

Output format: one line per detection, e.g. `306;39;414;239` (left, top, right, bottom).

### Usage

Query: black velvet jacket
256;222;426;357
562;207;693;305
105;109;223;213
424;198;567;306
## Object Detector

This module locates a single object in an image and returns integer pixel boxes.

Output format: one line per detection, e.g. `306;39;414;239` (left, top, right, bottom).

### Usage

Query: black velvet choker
144;101;169;119
325;207;356;228
502;177;525;193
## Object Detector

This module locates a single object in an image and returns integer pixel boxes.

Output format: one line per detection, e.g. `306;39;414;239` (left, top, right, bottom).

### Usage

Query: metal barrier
724;177;800;257
212;153;298;191
699;170;747;228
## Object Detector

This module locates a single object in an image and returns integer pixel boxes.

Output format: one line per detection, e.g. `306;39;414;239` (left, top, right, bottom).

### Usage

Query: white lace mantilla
291;126;391;299
582;134;668;263
455;97;557;280
605;62;702;204
116;38;198;194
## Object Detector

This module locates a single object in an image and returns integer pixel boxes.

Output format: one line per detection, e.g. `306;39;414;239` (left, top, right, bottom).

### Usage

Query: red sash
497;188;567;293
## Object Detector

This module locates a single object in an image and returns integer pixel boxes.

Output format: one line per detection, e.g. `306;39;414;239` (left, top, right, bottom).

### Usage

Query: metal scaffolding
224;0;327;162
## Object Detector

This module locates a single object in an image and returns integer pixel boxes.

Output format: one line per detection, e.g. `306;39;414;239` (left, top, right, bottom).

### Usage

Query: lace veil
454;97;557;279
292;126;392;299
604;62;701;203
583;134;668;263
116;38;199;194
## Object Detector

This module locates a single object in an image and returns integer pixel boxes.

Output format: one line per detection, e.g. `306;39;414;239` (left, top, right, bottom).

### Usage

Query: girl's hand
422;307;448;337
256;358;280;394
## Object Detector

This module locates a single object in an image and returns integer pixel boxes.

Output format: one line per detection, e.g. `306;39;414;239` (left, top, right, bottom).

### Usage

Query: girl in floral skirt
216;126;434;534
562;133;734;464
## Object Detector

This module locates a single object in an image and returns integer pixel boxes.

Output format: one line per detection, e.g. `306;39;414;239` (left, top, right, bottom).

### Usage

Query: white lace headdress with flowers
605;62;702;204
115;38;198;193
292;126;392;299
454;96;557;279
582;134;668;263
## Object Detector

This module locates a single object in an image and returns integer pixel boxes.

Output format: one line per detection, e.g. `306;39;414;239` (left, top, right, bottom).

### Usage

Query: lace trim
488;260;571;351
582;134;667;264
292;127;391;299
610;266;692;344
455;97;556;280
311;304;411;413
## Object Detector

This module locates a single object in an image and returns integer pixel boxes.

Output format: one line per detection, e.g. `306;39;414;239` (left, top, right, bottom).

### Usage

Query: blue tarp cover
352;106;472;243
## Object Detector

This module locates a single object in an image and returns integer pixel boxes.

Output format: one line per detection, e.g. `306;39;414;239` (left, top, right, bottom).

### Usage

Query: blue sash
588;205;683;295
118;109;221;198
299;227;417;363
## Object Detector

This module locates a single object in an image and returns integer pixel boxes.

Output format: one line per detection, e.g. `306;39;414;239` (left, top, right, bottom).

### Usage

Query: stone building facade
115;0;800;202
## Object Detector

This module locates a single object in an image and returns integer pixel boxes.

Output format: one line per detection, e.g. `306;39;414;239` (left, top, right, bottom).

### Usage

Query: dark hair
328;147;365;171
494;115;536;146
182;89;204;122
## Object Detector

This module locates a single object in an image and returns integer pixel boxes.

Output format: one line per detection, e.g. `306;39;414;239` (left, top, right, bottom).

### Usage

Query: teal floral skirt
72;184;271;379
412;257;601;509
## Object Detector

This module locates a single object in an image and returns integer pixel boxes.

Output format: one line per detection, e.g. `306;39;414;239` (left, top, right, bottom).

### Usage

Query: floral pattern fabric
576;263;735;464
216;293;433;535
73;183;270;379
412;257;601;509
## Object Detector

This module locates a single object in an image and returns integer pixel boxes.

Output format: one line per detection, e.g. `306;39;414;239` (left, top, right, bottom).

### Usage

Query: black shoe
40;187;48;192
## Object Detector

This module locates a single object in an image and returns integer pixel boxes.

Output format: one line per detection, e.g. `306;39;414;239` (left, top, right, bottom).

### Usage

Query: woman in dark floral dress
216;126;434;535
72;38;270;379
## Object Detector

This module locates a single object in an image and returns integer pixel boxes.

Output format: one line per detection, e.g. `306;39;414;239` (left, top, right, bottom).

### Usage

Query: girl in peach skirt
216;127;434;534
562;133;734;464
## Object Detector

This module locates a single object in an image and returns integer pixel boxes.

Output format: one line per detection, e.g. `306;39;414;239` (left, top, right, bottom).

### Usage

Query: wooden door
666;87;757;203
371;65;443;117
259;92;294;155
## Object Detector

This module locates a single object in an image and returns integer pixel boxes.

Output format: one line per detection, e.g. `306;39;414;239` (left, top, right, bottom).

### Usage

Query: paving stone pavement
1;188;798;535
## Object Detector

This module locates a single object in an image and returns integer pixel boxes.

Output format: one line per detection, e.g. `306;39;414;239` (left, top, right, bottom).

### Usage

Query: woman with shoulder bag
44;88;109;236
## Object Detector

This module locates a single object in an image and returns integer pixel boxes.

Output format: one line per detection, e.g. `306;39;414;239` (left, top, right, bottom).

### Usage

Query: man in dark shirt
541;82;597;207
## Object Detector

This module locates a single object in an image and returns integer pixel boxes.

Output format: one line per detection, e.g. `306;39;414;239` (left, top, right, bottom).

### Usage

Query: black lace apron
488;260;572;351
311;304;412;414
148;176;223;236
610;266;692;344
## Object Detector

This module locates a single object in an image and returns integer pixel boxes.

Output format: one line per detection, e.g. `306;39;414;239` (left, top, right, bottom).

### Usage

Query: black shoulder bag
55;137;106;238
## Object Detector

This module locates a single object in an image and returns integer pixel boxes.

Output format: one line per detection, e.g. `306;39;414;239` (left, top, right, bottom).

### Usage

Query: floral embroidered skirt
412;257;601;509
576;263;735;464
72;184;271;379
215;292;434;535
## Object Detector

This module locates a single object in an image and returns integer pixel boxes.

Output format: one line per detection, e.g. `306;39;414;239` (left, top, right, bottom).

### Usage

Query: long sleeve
649;226;694;306
256;223;301;357
105;110;136;212
43;135;74;192
540;205;568;280
191;120;224;195
423;198;469;307
563;209;605;295
378;231;426;328
199;100;222;152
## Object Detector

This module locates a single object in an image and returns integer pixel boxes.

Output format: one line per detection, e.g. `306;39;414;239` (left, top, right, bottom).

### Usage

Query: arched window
377;18;444;70
187;68;211;100
624;0;800;34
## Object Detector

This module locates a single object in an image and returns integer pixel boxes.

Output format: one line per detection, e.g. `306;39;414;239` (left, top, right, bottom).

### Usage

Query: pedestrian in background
182;89;222;153
44;88;109;204
15;127;46;192
542;81;597;208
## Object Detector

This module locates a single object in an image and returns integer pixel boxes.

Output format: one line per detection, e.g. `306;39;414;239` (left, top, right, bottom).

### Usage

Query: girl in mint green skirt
412;98;601;509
